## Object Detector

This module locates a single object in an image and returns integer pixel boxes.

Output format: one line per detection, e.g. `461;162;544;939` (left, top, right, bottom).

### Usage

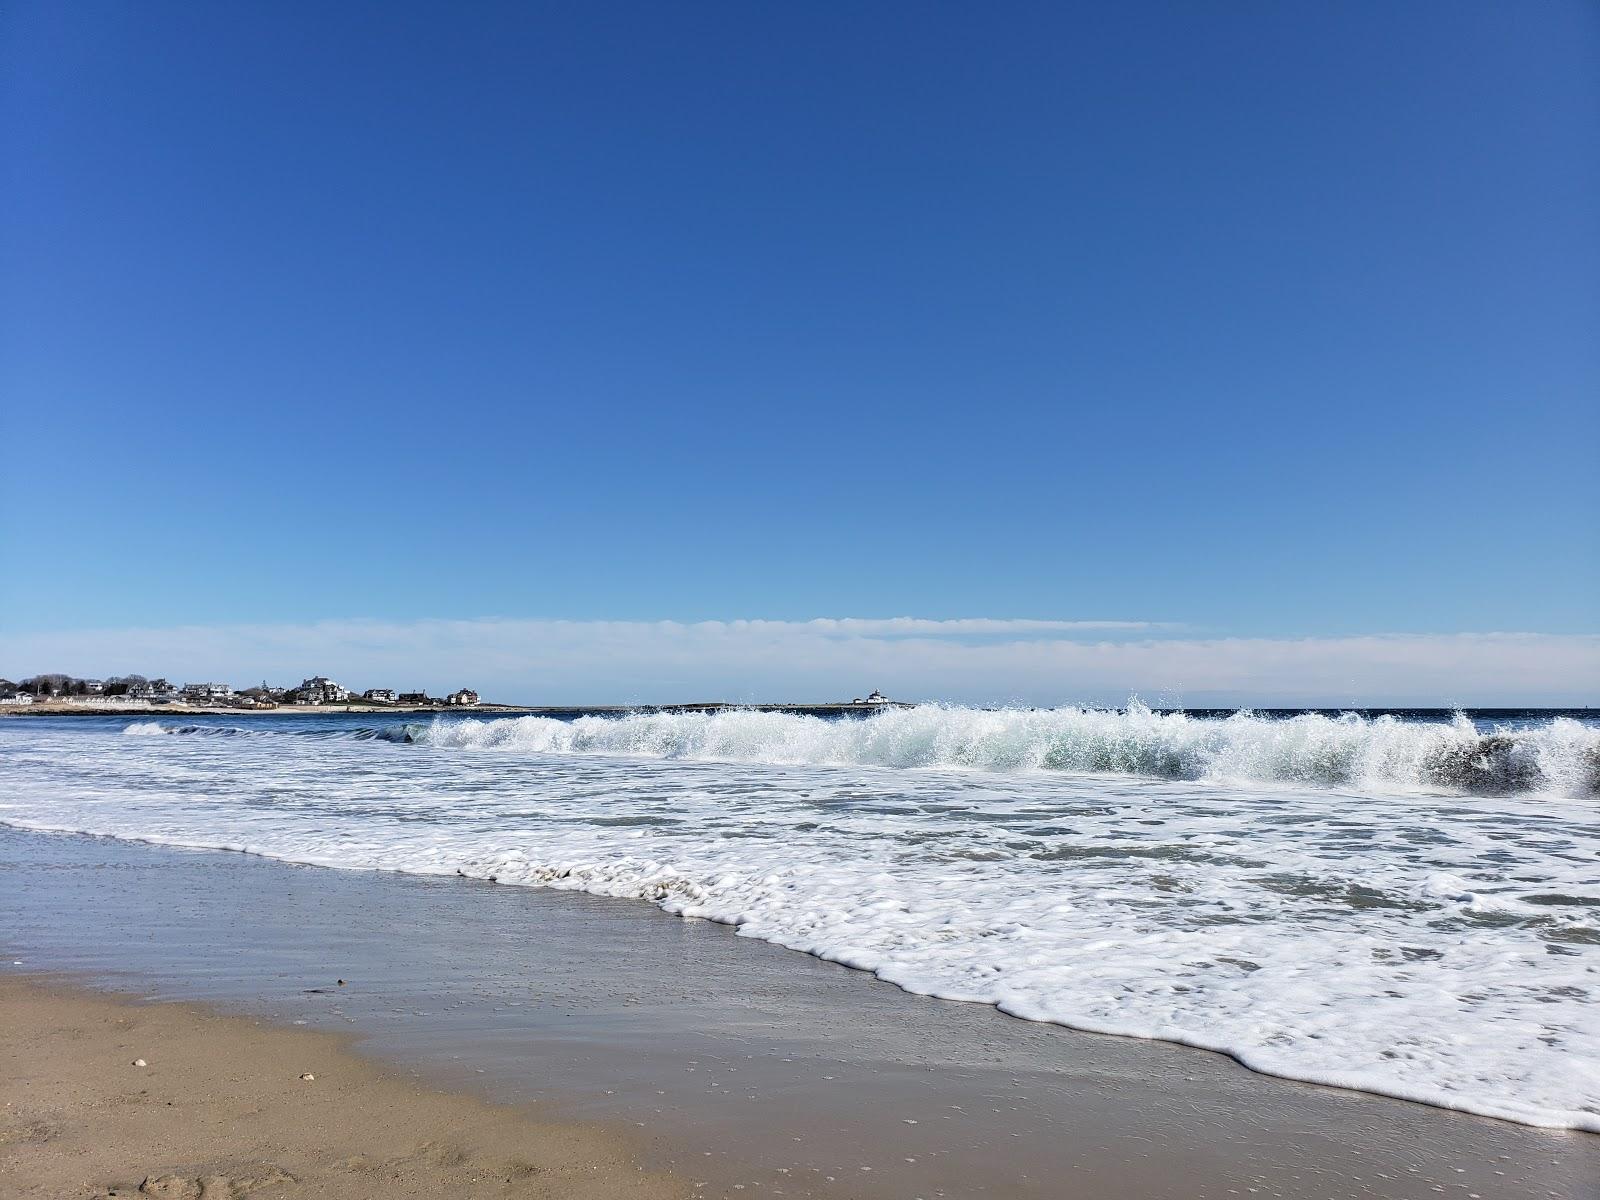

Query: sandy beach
0;976;682;1200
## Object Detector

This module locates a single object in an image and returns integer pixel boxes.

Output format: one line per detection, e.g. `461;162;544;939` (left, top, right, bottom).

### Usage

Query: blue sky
2;3;1595;702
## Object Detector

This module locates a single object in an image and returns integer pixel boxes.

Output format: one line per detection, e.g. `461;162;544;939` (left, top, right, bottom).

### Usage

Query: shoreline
0;974;683;1200
6;826;1596;1200
3;701;532;717
5;701;1592;720
1;701;918;719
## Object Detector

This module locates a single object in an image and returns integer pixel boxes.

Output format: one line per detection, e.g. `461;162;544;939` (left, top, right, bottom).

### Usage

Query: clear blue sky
2;2;1596;652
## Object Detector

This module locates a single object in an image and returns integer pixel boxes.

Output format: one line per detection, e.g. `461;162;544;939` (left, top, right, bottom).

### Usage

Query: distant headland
0;673;488;714
0;673;910;718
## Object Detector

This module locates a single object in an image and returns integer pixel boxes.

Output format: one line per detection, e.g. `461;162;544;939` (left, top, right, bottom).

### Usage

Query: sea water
1;706;1595;1131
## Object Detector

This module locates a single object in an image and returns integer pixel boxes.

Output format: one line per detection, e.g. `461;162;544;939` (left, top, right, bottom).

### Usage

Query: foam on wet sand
4;827;1597;1200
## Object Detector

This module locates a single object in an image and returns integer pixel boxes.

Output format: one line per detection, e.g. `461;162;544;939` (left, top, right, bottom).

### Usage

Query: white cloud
766;618;1173;636
3;617;1596;707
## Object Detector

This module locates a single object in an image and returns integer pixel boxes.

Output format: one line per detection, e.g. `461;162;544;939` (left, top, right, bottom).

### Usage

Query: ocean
2;705;1595;1133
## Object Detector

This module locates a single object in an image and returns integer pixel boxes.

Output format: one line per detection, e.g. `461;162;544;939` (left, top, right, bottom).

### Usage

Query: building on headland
852;690;891;705
126;679;176;700
182;682;234;700
446;688;480;707
363;688;398;704
290;676;350;705
0;691;33;706
398;691;430;705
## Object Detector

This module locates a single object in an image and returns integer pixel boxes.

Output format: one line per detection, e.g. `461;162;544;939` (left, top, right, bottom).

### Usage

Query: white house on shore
182;682;234;700
852;690;891;705
293;676;350;704
363;688;398;703
446;688;480;707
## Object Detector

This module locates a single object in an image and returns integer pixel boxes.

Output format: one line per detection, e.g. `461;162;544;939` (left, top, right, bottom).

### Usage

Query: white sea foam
5;709;1599;1131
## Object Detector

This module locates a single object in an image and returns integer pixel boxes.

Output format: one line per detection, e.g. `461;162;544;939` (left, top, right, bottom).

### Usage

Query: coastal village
0;678;902;715
0;674;480;710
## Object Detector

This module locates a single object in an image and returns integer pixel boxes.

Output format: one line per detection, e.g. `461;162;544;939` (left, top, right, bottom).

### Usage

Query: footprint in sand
120;1163;296;1199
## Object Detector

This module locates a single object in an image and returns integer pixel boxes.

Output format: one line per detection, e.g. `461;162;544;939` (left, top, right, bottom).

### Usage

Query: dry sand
0;976;685;1200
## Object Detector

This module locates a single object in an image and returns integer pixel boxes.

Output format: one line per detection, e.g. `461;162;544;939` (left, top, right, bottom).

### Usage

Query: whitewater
2;706;1597;1132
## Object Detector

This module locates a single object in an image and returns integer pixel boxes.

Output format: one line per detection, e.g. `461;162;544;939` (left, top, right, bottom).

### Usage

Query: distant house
854;690;890;706
398;691;430;705
291;676;350;705
363;688;398;704
182;682;234;700
446;688;480;707
0;691;33;706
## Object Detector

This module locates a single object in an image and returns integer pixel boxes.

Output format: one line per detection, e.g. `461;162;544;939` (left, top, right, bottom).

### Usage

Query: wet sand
3;828;1596;1199
0;976;682;1199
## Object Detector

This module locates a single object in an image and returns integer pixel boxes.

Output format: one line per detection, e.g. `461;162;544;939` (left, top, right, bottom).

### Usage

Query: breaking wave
124;706;1599;798
412;705;1600;797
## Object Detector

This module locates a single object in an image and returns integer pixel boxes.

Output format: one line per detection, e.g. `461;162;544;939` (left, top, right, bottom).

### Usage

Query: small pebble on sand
132;1059;147;1067
300;1073;316;1081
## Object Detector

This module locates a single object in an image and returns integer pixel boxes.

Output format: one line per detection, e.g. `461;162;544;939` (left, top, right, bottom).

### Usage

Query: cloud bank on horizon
2;617;1596;707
